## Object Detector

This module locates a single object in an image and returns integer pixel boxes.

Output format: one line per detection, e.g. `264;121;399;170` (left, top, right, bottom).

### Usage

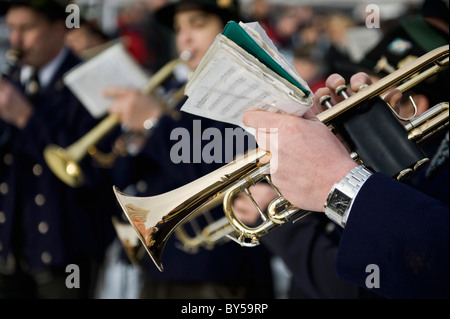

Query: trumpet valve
335;84;349;99
358;84;369;92
396;168;414;181
319;94;333;109
414;158;430;172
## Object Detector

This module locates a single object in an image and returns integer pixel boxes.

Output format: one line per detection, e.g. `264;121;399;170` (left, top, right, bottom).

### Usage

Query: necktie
25;69;40;100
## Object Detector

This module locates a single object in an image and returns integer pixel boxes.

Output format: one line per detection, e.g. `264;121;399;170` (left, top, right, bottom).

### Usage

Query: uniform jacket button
35;194;46;206
38;221;49;234
41;252;52;264
33;164;43;176
136;180;148;193
325;222;336;234
0;183;8;195
3;154;13;166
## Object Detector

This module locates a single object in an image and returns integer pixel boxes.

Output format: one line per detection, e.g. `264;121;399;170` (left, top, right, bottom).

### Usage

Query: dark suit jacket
262;131;448;299
336;161;448;299
0;48;116;273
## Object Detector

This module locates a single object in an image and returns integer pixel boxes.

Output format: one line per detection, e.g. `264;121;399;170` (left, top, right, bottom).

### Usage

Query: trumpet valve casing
331;96;428;180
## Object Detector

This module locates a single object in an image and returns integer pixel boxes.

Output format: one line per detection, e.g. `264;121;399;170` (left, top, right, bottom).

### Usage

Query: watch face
329;189;351;216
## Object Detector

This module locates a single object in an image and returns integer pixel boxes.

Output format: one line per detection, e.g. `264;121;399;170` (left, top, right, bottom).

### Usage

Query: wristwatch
324;165;373;227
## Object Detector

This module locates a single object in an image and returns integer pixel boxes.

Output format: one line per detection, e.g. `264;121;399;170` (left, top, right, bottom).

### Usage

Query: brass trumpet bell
44;145;84;187
44;114;120;187
113;149;269;271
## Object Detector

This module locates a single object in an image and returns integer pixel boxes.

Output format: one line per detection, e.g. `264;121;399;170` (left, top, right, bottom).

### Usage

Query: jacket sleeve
336;172;449;299
261;214;374;298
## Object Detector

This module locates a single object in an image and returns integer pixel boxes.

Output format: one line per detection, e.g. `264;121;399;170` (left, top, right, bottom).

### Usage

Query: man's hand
103;88;163;131
0;78;34;129
241;73;377;212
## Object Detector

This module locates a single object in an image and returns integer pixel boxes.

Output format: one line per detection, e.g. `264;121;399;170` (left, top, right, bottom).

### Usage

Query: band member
104;0;275;298
242;70;448;299
237;0;449;299
0;0;116;298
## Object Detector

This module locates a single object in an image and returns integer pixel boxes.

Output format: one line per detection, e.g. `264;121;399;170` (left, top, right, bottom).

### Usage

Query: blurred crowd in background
1;0;425;92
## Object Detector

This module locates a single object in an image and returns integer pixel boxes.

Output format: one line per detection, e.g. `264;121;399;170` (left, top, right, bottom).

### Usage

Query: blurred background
1;0;426;90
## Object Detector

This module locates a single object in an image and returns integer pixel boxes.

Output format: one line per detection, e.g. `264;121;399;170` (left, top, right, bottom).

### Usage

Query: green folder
222;21;311;97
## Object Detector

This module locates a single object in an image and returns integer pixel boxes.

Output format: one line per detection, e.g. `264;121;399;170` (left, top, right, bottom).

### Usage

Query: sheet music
240;21;309;90
63;42;150;118
181;31;313;134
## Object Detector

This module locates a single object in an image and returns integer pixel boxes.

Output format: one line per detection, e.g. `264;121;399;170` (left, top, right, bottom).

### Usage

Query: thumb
243;109;317;129
242;110;285;131
302;108;321;121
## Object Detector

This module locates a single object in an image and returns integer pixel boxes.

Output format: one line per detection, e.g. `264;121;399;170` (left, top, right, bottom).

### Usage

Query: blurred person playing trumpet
240;69;448;299
104;0;275;299
0;0;116;298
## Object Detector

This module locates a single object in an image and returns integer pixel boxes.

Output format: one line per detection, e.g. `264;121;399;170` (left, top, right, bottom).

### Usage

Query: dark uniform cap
360;10;449;106
361;0;449;75
334;1;448;96
154;0;240;29
0;0;70;21
421;0;449;22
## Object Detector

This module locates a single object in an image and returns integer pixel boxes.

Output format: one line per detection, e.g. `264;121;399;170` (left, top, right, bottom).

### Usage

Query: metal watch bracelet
324;165;373;227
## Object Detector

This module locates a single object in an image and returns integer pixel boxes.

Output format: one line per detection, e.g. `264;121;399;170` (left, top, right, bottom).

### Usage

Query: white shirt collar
20;47;68;90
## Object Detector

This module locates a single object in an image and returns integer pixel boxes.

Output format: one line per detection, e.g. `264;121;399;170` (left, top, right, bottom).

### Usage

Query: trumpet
1;48;22;79
113;45;449;272
114;191;235;266
43;58;188;188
